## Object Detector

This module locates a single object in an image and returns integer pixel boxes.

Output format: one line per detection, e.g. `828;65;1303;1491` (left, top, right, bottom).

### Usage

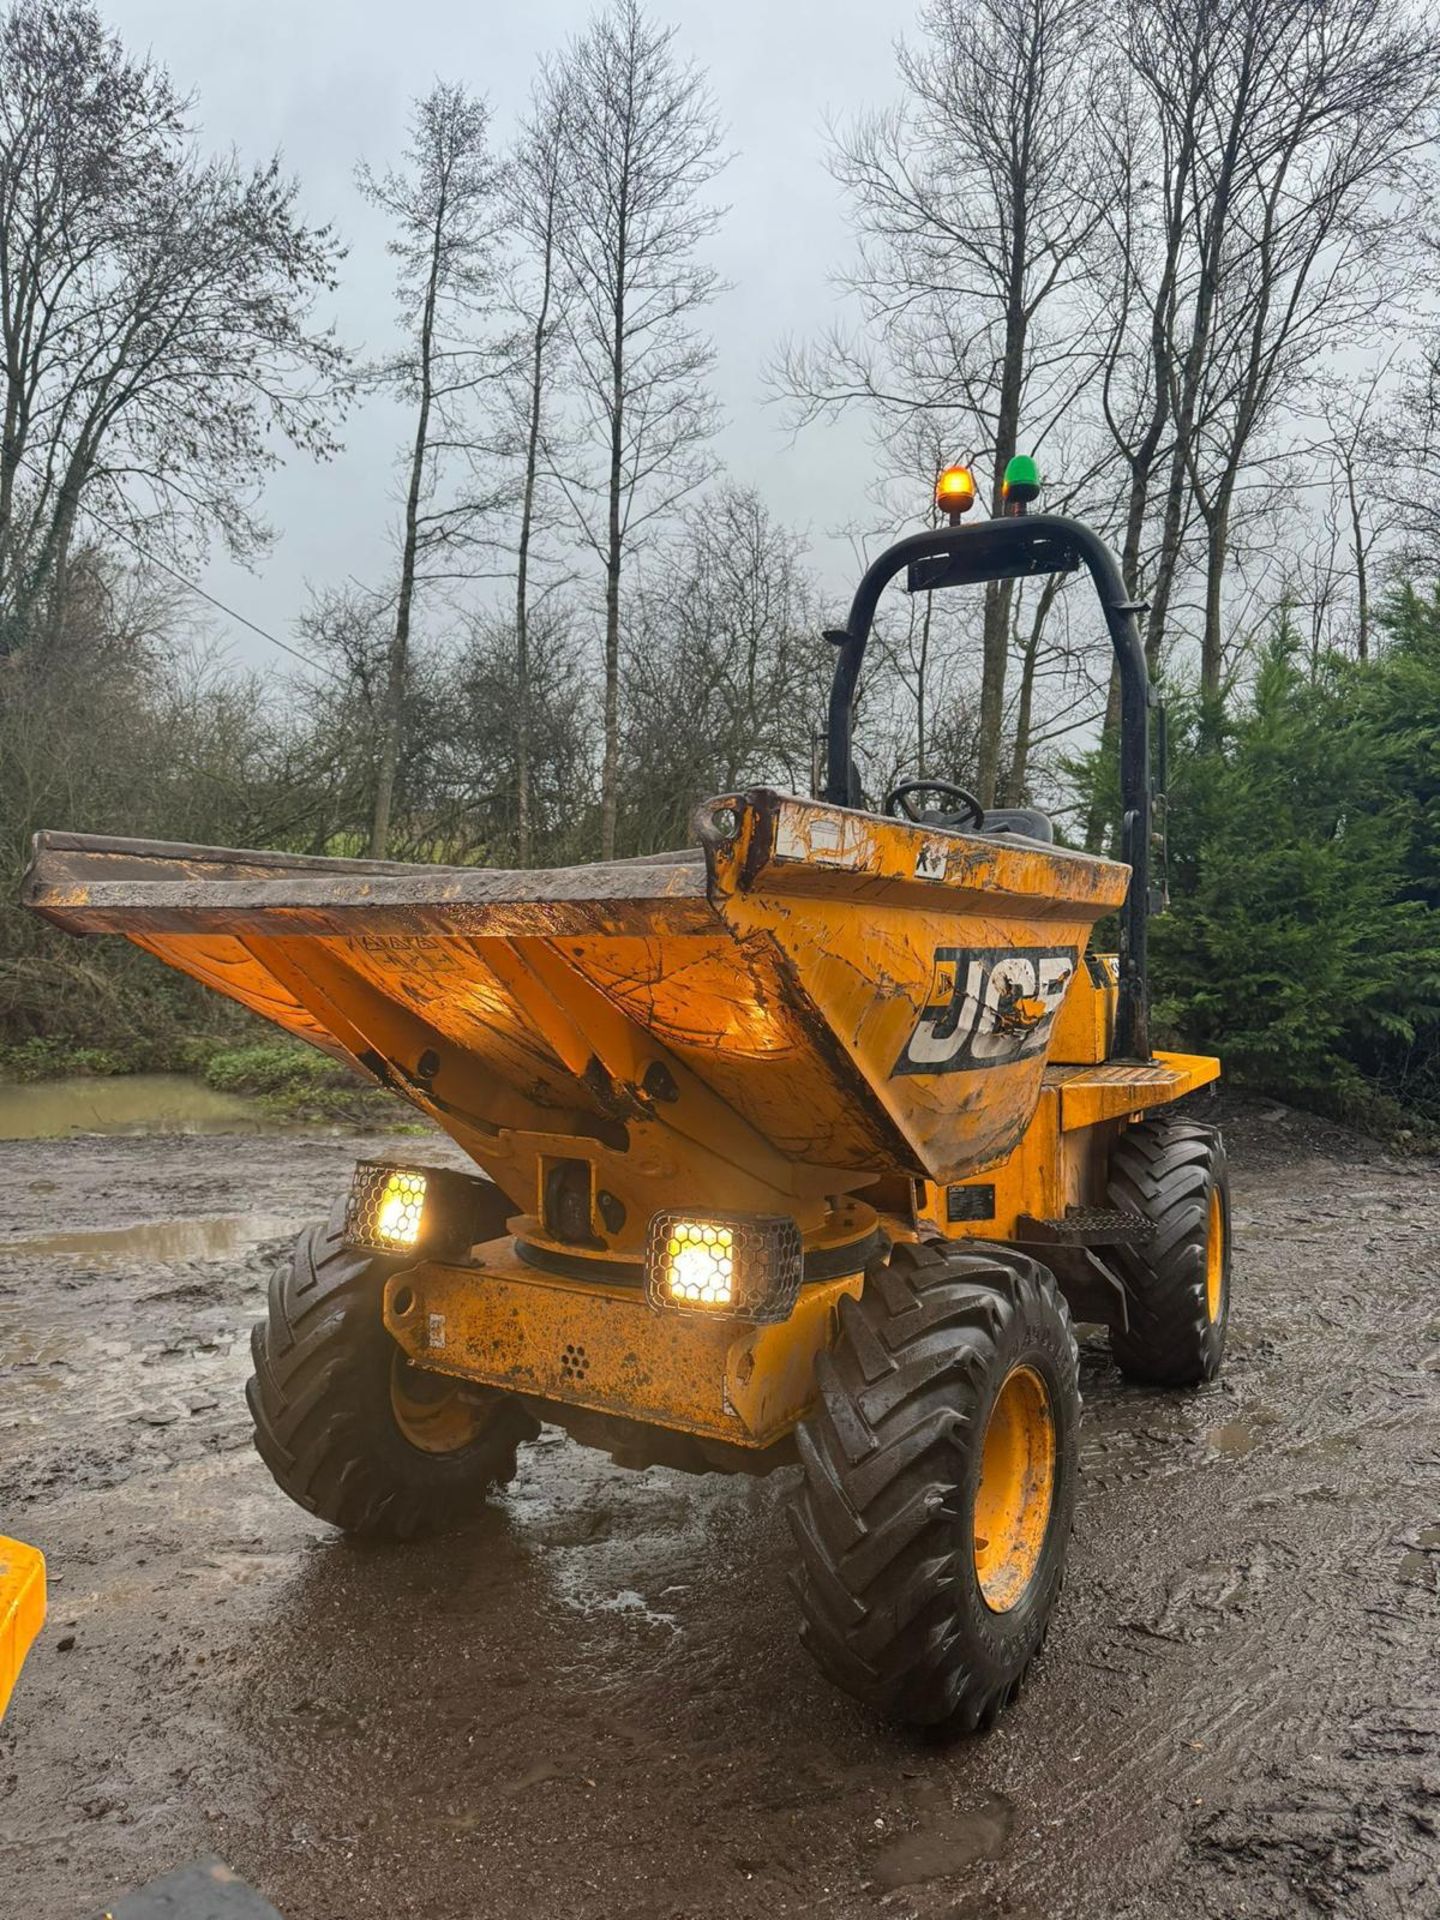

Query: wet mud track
1;1098;1437;1919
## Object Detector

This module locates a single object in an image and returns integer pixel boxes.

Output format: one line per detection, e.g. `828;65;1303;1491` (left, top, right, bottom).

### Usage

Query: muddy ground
1;1094;1437;1920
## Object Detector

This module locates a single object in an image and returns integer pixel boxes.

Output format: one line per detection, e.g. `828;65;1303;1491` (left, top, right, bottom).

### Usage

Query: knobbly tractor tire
247;1206;538;1538
1106;1117;1230;1387
789;1238;1080;1731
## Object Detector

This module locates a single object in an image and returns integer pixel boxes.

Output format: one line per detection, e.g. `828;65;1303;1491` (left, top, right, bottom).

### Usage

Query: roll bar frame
823;512;1154;1062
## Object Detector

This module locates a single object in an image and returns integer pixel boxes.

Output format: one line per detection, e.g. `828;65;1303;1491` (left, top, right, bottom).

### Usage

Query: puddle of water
0;1074;278;1141
0;1320;72;1366
581;1586;679;1629
873;1793;1014;1890
546;1558;679;1631
1205;1406;1281;1458
1;1213;295;1262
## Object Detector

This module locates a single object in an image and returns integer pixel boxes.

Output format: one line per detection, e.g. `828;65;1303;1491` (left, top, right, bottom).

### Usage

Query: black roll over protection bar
822;513;1157;1063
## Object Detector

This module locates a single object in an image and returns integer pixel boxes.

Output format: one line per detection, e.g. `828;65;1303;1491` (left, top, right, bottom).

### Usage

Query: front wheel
789;1239;1079;1730
247;1207;538;1538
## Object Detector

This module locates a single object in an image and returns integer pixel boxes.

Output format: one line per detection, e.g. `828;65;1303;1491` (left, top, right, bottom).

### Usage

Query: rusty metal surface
701;791;1132;1181
32;828;443;878
384;1238;864;1447
924;1049;1220;1242
1051;953;1118;1064
24;829;712;938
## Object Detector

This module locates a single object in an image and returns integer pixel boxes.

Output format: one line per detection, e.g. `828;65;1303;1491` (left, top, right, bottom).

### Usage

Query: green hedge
1147;588;1440;1134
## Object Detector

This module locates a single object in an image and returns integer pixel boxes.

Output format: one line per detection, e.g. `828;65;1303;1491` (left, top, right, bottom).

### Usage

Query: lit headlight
665;1222;735;1305
344;1161;511;1260
644;1211;803;1324
374;1170;427;1247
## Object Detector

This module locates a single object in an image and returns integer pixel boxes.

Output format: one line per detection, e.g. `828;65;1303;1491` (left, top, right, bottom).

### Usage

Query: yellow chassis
388;1030;1219;1455
386;1242;864;1453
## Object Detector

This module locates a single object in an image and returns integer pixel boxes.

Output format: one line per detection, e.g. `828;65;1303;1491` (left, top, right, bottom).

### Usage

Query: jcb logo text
893;946;1076;1076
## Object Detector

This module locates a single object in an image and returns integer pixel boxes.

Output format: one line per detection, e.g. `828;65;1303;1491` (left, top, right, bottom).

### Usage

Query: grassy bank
0;1031;405;1128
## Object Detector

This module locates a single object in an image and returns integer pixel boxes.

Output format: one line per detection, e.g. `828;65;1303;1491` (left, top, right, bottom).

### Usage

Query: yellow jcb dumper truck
25;464;1227;1731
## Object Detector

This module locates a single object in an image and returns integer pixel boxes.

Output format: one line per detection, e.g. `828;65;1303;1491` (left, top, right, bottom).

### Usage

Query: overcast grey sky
101;0;905;671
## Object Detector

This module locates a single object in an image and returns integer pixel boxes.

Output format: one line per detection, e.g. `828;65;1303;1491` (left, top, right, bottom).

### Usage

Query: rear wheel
247;1207;538;1538
789;1238;1079;1730
1106;1117;1230;1386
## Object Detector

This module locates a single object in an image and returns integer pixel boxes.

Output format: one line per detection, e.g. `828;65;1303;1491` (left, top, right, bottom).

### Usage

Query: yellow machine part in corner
0;1535;46;1722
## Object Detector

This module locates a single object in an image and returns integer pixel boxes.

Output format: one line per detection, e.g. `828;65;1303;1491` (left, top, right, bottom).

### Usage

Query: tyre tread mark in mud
789;1237;1079;1730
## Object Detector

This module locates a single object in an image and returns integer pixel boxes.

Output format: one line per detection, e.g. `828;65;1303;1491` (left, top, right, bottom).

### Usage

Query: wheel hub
389;1353;493;1456
1205;1186;1226;1323
973;1364;1056;1613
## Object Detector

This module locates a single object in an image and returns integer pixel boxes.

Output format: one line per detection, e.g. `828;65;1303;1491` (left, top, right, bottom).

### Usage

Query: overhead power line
13;455;343;682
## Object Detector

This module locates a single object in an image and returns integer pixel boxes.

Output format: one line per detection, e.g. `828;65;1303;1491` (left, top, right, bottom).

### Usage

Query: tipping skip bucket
25;789;1129;1234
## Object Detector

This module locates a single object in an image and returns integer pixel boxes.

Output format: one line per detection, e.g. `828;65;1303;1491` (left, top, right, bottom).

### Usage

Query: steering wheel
883;779;985;829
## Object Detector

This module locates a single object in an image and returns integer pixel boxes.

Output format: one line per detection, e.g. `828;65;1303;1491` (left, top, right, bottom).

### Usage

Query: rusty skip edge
21;832;712;939
704;789;1130;915
25;787;1127;935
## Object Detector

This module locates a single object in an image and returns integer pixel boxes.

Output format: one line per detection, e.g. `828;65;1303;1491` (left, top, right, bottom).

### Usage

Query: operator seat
916;803;1055;844
977;806;1054;843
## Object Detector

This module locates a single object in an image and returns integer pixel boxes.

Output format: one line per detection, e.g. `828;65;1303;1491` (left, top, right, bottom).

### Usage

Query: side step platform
1011;1208;1154;1333
1014;1206;1155;1249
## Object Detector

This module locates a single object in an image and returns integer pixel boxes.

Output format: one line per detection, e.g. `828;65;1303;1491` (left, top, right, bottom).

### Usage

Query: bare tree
779;0;1102;804
1080;47;1201;840
1190;3;1438;715
1001;572;1065;802
857;419;986;790
1380;313;1440;580
618;486;820;852
1116;0;1440;720
1311;362;1396;664
359;82;510;857
448;604;596;867
548;0;725;859
1075;0;1439;845
505;67;571;866
0;0;346;652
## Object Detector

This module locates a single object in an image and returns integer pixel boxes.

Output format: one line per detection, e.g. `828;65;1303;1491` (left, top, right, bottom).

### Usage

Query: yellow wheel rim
390;1353;490;1456
1205;1186;1225;1323
973;1364;1056;1614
